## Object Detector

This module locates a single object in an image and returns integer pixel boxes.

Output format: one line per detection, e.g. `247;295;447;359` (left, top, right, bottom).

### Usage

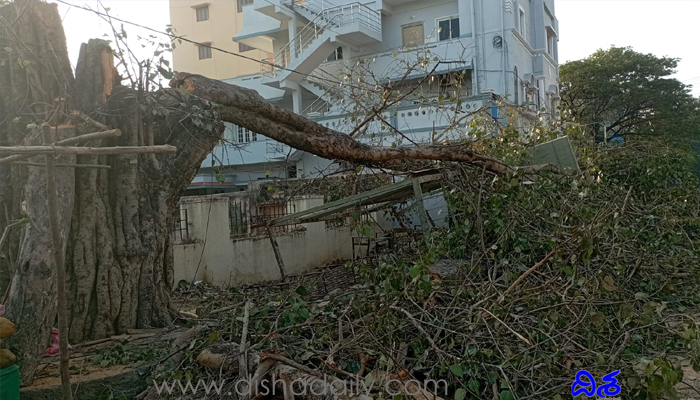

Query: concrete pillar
289;15;298;57
292;88;303;114
281;81;303;114
458;0;474;37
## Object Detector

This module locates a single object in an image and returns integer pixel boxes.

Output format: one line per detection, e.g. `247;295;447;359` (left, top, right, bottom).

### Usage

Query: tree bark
170;73;518;175
3;126;76;385
1;3;225;383
0;0;75;300
64;85;224;345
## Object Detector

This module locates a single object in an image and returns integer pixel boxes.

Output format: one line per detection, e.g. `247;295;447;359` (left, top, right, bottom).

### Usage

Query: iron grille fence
229;201;250;238
229;199;299;237
172;208;190;243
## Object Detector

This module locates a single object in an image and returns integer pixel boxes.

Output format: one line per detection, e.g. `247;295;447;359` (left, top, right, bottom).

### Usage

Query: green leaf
468;379;480;395
454;388;466;400
409;265;423;279
365;372;374;389
500;391;515;400
295;285;308;296
299;308;310;319
26;123;37;129
450;364;464;377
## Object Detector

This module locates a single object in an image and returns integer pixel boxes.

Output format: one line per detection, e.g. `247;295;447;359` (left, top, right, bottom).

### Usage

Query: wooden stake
42;125;73;400
267;226;288;282
9;161;111;169
0;144;176;156
0;129;121;165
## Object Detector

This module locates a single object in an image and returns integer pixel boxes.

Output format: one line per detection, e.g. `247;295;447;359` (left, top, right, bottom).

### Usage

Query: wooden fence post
42;124;73;400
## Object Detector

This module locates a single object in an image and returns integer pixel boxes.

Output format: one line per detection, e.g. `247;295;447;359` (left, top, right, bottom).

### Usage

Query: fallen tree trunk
170;73;520;175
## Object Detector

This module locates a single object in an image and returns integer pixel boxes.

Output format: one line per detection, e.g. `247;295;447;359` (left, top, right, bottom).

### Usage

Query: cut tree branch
169;73;530;175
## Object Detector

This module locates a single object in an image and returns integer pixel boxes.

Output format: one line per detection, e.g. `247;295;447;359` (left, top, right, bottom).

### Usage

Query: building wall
172;195;355;287
169;0;269;80
380;1;458;49
172;0;560;191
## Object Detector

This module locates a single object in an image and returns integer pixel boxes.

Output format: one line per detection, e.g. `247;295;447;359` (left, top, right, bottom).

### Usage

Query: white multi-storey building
174;0;559;195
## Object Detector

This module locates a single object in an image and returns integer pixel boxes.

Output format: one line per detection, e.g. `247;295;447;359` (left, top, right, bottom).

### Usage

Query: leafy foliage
162;128;700;399
560;46;696;139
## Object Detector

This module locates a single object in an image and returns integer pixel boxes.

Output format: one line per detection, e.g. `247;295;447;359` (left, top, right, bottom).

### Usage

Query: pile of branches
144;134;700;400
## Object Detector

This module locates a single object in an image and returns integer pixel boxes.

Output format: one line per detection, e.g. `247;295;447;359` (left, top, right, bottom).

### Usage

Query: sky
54;0;700;96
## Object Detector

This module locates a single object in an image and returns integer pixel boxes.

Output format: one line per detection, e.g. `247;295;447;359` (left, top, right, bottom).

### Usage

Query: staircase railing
261;2;381;77
286;0;325;15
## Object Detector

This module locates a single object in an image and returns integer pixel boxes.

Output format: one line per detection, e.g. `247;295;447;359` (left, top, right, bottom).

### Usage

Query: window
326;46;343;62
237;126;258;143
546;27;557;57
437;16;460;41
519;9;526;37
198;44;212;59
287;166;297;179
196;5;209;22
239;43;255;52
402;23;424;47
237;0;253;13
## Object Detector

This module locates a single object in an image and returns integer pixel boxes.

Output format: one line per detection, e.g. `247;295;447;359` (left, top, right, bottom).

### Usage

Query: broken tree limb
170;73;526;175
46;129;122;146
208;301;246;316
267;226;288;282
42;125;73;400
239;300;251;378
70;111;111;131
263;353;323;378
0;144;176;155
498;248;558;303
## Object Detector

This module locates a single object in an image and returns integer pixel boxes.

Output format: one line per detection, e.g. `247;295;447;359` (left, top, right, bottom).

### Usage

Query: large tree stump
1;1;224;383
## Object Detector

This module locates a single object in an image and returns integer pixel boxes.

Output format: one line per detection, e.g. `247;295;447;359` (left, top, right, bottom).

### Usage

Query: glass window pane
196;6;209;22
438;19;450;41
451;18;460;38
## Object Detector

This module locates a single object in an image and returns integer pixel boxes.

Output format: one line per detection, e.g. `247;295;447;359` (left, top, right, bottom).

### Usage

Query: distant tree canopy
560;46;697;139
